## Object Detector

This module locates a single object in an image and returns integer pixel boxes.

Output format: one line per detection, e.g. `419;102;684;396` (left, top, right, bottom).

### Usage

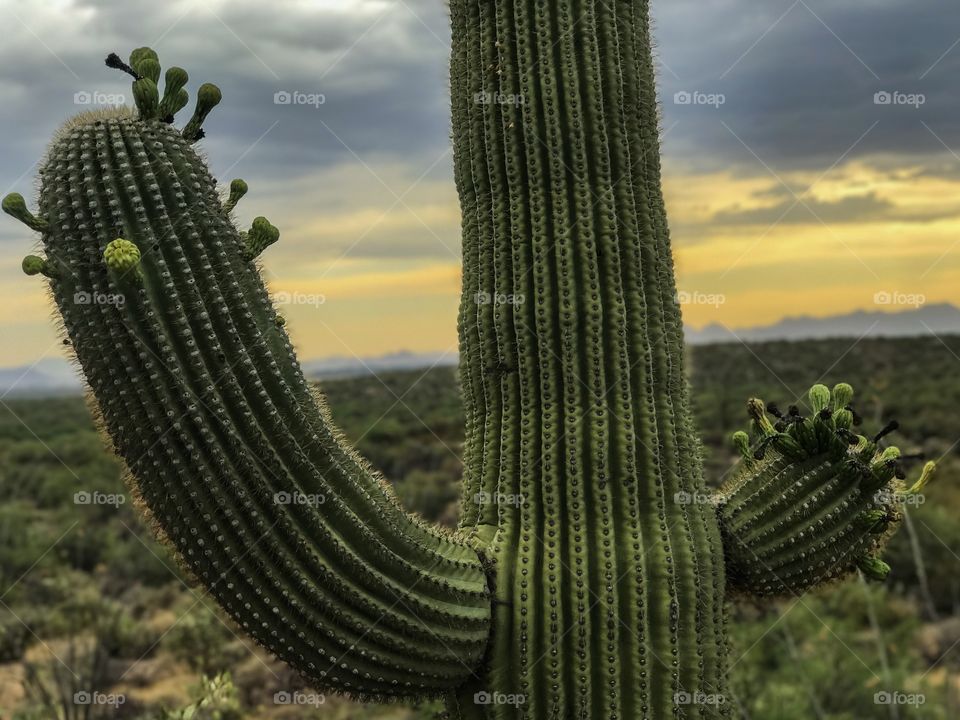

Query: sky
1;0;959;368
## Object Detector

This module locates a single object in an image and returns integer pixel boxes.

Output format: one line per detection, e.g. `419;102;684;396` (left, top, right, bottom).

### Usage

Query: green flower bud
831;382;854;411
2;193;46;231
129;47;158;69
182;83;222;142
104;238;141;276
857;555;890;582
225;179;248;213
135;58;161;84
808;384;831;413
732;430;751;459
21;254;55;278
133;78;159;120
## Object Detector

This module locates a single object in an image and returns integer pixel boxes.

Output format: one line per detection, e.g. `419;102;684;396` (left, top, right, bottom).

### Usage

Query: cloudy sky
1;0;959;368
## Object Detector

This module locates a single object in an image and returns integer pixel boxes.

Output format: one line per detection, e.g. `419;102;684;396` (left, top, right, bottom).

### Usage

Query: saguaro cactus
7;5;933;719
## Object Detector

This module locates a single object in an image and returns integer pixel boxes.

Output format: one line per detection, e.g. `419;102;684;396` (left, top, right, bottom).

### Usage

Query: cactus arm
716;383;934;597
11;53;490;700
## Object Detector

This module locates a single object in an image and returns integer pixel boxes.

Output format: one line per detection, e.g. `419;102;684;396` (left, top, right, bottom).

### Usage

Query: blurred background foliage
1;335;959;718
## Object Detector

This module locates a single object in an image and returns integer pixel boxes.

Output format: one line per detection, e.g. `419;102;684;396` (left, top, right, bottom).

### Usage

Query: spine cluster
718;383;934;597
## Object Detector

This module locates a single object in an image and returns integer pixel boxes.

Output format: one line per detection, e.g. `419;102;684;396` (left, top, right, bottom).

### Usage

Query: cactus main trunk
452;0;728;716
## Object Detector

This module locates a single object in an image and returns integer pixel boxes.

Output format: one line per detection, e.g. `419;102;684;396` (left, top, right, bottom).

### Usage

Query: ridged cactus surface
449;0;728;716
718;384;934;597
4;7;936;720
21;66;490;699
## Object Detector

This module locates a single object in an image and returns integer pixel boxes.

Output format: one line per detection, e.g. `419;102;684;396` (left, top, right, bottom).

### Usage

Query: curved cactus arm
715;382;935;598
8;49;491;701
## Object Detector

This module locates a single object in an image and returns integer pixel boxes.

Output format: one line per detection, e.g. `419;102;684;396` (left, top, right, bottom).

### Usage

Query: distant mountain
684;303;960;345
300;350;458;379
0;358;82;397
2;305;958;396
0;351;459;397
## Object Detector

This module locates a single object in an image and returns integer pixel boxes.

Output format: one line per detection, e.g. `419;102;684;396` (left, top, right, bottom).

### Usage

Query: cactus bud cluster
719;383;934;596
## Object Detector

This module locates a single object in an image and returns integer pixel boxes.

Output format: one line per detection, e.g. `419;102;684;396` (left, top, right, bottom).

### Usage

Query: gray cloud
655;0;960;172
712;191;895;225
0;0;454;186
3;0;960;259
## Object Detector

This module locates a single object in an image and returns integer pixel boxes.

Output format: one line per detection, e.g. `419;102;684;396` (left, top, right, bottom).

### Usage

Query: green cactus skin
7;6;933;718
24;106;490;699
717;384;928;597
449;0;729;716
241;216;280;260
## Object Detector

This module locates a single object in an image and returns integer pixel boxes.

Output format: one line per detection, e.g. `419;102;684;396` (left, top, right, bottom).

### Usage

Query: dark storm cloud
654;0;960;172
712;192;894;226
3;0;960;251
0;0;454;195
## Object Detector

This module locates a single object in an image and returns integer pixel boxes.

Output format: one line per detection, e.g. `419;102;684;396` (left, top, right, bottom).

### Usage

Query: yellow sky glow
2;157;959;367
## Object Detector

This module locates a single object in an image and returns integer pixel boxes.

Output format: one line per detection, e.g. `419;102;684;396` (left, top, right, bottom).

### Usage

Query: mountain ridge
1;304;957;396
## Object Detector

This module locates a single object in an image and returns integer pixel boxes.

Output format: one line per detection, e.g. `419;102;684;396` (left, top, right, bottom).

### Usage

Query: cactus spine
6;5;932;719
